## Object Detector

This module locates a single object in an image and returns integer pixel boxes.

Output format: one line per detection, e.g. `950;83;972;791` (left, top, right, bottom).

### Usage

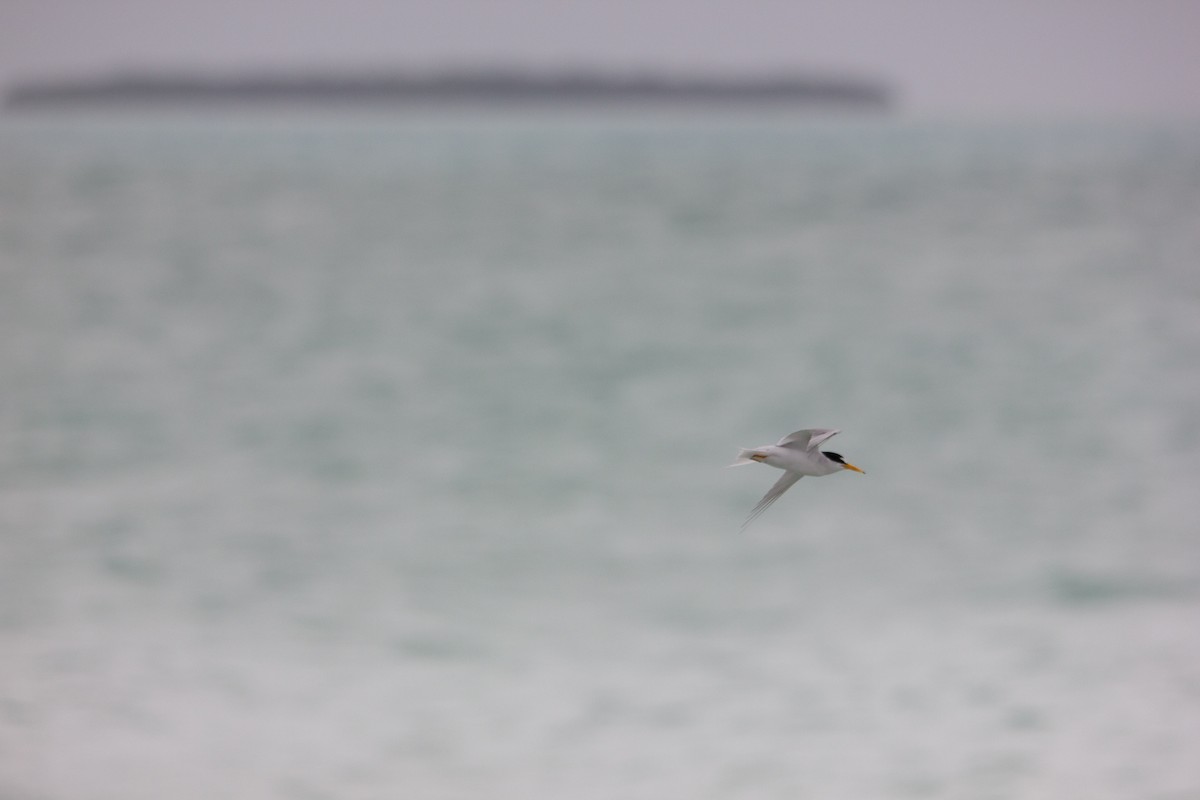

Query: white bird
730;428;864;530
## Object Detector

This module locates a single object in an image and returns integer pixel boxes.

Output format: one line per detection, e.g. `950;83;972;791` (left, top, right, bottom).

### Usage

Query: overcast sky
2;0;1199;118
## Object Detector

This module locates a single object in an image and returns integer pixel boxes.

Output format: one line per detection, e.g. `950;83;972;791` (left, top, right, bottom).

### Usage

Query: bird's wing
741;471;803;530
778;428;839;451
777;430;812;448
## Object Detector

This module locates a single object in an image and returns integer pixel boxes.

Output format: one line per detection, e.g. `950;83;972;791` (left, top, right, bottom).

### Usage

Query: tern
730;428;864;529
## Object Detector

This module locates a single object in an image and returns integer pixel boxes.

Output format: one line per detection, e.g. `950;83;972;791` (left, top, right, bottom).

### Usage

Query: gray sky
2;0;1199;118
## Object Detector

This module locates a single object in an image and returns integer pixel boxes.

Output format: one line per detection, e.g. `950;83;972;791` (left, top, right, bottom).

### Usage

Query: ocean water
2;111;1199;800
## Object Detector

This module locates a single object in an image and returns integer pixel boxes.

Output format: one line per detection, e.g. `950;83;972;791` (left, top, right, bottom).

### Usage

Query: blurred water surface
2;112;1199;799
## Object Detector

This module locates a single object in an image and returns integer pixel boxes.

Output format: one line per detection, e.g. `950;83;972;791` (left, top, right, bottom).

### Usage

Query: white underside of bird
730;428;864;530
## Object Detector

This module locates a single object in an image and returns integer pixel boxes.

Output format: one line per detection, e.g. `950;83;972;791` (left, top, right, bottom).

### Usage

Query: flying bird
730;428;864;530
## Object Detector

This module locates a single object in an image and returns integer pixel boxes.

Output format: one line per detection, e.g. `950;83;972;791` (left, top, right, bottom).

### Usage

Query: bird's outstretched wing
741;471;803;530
778;428;839;451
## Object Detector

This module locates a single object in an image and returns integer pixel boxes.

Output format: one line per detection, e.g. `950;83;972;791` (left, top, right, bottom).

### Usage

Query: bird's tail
728;448;761;467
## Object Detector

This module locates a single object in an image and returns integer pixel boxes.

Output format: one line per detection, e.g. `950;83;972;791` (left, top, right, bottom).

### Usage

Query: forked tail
729;448;761;466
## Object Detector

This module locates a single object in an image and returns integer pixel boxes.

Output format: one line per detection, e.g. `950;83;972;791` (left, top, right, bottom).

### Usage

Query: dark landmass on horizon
4;70;894;111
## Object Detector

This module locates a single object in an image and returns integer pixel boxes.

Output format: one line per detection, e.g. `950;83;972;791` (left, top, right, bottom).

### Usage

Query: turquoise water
2;113;1199;799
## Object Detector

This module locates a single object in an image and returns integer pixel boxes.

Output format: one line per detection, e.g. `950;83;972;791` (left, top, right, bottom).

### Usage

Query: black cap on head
822;451;845;464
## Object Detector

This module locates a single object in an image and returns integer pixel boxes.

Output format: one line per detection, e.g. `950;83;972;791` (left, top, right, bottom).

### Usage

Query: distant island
4;71;893;111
